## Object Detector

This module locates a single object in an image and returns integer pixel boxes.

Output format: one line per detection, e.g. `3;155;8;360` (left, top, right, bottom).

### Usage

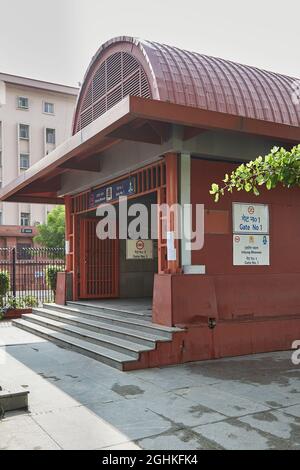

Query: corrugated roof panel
73;36;300;134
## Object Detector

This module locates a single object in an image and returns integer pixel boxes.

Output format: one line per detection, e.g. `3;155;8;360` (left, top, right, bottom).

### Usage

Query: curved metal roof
74;36;300;134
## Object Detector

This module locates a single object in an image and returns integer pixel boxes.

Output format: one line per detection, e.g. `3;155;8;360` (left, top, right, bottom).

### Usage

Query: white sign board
167;231;177;262
126;240;153;260
65;240;70;255
233;234;270;266
233;203;269;234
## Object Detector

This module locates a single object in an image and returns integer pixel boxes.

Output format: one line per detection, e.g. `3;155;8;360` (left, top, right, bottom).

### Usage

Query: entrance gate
79;218;119;298
66;156;179;300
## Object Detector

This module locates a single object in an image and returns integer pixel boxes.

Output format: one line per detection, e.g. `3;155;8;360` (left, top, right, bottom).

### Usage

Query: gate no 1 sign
126;240;154;260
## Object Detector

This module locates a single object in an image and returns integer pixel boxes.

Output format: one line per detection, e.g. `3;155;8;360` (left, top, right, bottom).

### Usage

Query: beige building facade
0;73;78;247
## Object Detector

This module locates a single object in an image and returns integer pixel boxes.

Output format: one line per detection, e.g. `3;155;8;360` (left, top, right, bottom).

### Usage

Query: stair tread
44;303;182;334
22;314;152;353
33;308;170;342
13;319;137;364
68;301;150;318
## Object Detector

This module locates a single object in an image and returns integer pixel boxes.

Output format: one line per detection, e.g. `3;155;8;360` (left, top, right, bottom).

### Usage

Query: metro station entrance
67;156;179;301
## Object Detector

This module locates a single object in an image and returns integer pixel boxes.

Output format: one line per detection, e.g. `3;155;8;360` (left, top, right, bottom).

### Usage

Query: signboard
89;176;137;208
21;228;33;234
233;234;270;266
233;203;269;234
65;240;70;255
167;231;177;262
126;240;153;260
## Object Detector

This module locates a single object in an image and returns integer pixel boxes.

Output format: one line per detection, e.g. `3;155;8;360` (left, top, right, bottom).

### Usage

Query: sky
0;0;299;87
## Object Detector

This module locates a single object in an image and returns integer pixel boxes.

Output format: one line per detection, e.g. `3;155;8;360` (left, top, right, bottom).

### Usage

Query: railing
0;247;65;307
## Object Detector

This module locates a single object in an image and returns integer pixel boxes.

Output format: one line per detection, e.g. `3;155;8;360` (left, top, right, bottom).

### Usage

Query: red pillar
64;196;72;272
165;153;181;274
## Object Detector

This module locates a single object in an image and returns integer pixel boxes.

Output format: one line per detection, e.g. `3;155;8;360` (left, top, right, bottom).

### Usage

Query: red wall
149;158;300;367
191;158;300;275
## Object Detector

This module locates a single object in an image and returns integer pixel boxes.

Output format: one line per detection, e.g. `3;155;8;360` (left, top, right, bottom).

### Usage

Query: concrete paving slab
176;385;269;417
283;404;300;418
130;365;222;391
192;420;271;450
89;399;174;441
0;325;299;450
136;427;218;450
213;380;300;408
239;409;300;442
55;378;123;406
32;405;130;450
133;392;225;428
0;414;60;450
100;441;141;450
0;322;46;346
183;352;296;384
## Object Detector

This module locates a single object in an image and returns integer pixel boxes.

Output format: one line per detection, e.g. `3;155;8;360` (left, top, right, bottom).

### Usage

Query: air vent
75;51;152;131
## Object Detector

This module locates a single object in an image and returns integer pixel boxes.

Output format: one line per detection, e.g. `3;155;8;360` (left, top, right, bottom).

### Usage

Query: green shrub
22;295;39;308
0;272;10;308
6;296;18;309
46;266;64;295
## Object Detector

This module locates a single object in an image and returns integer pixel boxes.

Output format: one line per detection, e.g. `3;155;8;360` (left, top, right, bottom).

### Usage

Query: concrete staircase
13;302;183;370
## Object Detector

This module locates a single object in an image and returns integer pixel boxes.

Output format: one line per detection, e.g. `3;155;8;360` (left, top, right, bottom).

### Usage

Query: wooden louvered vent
76;52;152;132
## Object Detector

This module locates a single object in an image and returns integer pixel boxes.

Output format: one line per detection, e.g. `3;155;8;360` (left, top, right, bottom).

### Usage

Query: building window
20;212;30;227
46;128;56;145
20;153;30;170
19;124;29;140
44;102;54;114
18;97;29;109
0;150;2;167
0;212;2;225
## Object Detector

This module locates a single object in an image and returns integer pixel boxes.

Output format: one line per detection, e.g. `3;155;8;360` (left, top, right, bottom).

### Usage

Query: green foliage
46;266;64;294
0;272;10;308
22;295;39;308
5;295;39;310
210;145;300;202
34;206;65;249
6;296;18;309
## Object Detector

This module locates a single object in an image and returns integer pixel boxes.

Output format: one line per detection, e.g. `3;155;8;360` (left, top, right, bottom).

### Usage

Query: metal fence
0;247;65;307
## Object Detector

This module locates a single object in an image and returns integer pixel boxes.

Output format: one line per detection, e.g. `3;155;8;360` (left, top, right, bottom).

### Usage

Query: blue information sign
89;176;137;208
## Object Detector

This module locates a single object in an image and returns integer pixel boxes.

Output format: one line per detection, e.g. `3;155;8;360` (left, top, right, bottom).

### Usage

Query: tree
34;206;65;248
210;145;300;202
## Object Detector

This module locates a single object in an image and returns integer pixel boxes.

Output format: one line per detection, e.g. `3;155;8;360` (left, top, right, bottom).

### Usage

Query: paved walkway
0;322;299;450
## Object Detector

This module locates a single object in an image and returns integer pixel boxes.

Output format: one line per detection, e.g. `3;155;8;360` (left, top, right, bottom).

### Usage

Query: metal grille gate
0;247;65;306
80;219;119;298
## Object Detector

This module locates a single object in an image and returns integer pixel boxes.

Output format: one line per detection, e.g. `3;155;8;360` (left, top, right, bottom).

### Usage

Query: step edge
42;304;181;334
13;319;138;364
32;309;171;342
21;314;152;354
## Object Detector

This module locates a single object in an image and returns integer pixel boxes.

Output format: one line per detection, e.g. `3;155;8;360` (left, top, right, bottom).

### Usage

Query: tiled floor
0;322;299;450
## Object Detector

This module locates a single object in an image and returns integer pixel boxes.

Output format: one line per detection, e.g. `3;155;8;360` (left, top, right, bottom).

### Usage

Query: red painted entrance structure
1;37;300;368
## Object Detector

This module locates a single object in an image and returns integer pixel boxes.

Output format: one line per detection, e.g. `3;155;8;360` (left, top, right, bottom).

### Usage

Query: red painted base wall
149;157;300;366
147;273;300;369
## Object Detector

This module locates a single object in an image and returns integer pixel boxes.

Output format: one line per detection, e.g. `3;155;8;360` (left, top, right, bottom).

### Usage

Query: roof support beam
59;155;101;172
